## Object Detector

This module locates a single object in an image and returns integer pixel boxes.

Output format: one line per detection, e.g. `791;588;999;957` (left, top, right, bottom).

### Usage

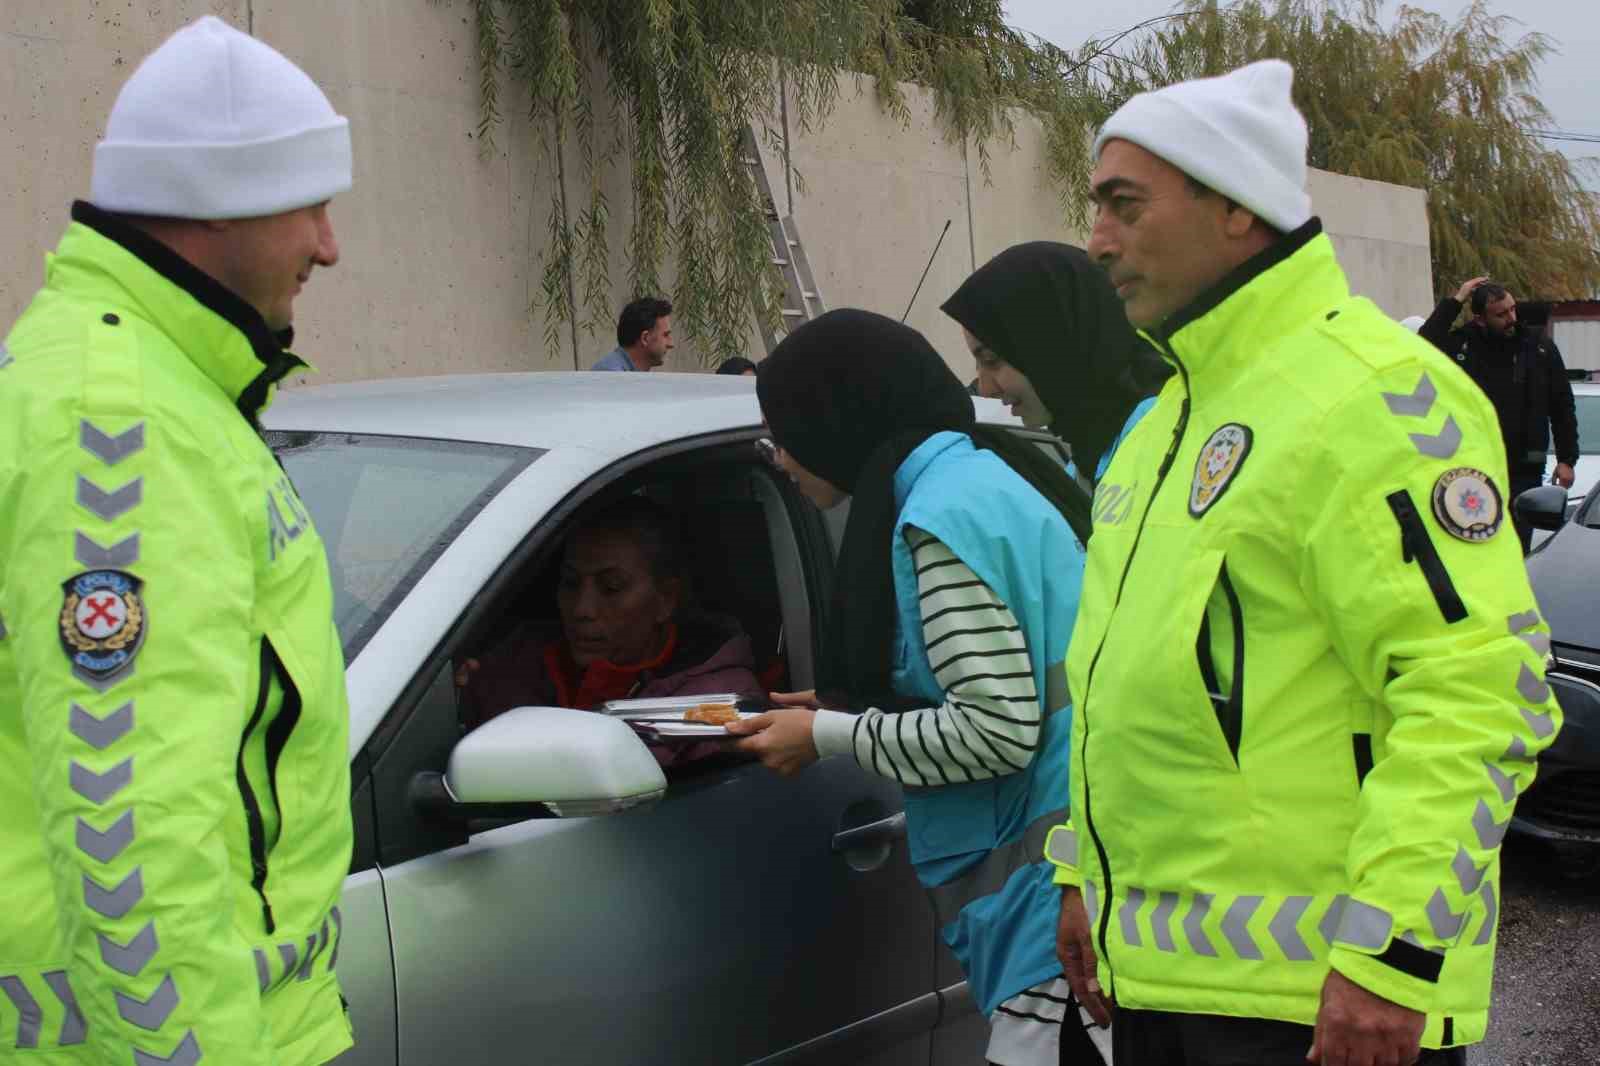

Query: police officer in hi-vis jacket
1046;60;1562;1066
1;17;355;1065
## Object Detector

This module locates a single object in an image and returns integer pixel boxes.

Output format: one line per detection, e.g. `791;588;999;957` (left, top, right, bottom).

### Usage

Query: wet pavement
1471;836;1600;1065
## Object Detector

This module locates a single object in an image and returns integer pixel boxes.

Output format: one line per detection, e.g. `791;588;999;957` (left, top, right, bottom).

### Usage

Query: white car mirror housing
428;707;667;819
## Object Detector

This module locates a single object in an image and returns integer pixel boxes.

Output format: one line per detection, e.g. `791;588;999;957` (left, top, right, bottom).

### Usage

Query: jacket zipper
1078;355;1192;994
1384;491;1468;623
239;640;277;934
1196;561;1246;765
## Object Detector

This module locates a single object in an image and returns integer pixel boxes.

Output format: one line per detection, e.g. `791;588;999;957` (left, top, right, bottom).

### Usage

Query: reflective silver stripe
1504;735;1534;762
1382;372;1437;417
1221;895;1264;960
1474;882;1498;947
115;973;179;1031
1268;895;1315;961
1119;887;1146;948
42;971;87;1046
928;808;1066;925
329;907;343;970
1485;761;1519;804
1425;888;1464;941
1516;664;1550;705
69;758;133;806
133;1030;201;1066
1150;892;1179;952
1451;846;1485;896
0;976;42;1048
1333;898;1393;951
100;923;159;977
80;420;146;466
1317;894;1349;946
1183;893;1217;957
1083;878;1100;928
1472;799;1509;851
83;868;144;919
1507;610;1541;633
70;701;134;750
74;531;141;569
0;342;12;370
254;950;271;993
76;476;144;522
1518;632;1552;657
1519;705;1556;740
297;934;318;981
1408;415;1462;459
1044;825;1077;868
77;810;135;864
1044;660;1069;714
278;942;299;981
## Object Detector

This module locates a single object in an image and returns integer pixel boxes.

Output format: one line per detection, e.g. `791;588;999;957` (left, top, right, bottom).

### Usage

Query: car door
359;444;938;1065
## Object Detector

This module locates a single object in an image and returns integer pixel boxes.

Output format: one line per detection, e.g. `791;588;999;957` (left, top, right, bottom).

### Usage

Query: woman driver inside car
456;495;761;732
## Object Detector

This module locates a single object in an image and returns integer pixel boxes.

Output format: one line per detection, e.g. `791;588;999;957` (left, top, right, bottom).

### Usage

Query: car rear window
1575;392;1600;455
264;431;542;661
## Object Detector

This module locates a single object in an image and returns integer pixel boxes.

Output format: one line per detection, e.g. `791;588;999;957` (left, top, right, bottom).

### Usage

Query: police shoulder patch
1190;423;1253;518
1431;467;1503;543
60;570;146;688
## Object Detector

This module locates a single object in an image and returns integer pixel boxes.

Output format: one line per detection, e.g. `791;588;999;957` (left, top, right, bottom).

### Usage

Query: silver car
265;372;1046;1065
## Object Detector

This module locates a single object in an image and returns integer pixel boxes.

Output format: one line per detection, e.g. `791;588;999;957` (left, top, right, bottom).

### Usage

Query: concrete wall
3;1;1434;387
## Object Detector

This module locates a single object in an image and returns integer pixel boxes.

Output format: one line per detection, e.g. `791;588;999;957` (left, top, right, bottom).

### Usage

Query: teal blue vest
888;432;1083;1015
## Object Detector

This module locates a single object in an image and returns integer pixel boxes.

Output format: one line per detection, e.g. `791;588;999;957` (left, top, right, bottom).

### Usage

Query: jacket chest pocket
1141;546;1247;771
1196;555;1246;766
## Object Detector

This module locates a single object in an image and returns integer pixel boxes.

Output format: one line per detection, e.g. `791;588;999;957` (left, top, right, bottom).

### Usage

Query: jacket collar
57;202;308;425
1147;218;1348;385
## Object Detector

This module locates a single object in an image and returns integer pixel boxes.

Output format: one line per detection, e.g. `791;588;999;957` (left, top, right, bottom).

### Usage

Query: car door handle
831;811;907;853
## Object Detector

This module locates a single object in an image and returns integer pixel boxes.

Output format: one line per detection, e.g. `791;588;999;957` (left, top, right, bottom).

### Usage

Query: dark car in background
1516;486;1600;842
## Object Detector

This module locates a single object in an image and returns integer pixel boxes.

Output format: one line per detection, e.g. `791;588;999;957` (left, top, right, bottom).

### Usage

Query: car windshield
1576;392;1600;455
265;431;542;661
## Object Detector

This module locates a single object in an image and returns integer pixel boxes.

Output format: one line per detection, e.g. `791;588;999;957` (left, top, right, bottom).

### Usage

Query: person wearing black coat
1419;277;1579;551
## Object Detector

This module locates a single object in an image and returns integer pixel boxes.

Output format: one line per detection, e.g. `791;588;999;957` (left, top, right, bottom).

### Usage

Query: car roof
264;371;1020;455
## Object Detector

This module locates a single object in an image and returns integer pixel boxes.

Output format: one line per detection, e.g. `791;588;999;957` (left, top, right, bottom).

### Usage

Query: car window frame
355;430;836;867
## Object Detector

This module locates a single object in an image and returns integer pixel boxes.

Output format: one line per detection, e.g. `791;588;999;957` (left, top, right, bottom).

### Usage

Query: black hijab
941;241;1171;481
757;309;1093;710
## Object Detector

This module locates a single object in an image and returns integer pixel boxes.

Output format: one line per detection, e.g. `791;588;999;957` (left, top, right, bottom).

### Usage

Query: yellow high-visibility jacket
0;203;352;1065
1045;222;1561;1049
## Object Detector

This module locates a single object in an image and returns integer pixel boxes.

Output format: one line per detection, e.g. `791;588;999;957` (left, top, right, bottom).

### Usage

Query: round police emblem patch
1431;467;1503;542
59;570;146;687
1190;423;1253;518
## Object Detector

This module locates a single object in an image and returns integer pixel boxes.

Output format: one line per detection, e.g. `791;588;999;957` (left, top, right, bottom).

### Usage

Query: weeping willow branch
468;0;1106;366
1082;0;1600;301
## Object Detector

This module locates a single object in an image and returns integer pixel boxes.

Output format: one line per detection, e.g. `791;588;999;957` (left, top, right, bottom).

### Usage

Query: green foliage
1086;0;1600;301
468;0;1105;366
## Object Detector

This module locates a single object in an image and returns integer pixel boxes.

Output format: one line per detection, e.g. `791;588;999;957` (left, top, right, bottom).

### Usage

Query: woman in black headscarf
728;309;1108;1066
942;241;1171;484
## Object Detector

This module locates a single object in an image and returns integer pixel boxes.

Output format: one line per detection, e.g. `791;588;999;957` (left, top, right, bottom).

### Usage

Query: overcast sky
1004;0;1598;180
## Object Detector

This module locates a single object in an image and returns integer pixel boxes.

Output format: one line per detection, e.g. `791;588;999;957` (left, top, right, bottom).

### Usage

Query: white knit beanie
91;16;351;220
1094;59;1311;234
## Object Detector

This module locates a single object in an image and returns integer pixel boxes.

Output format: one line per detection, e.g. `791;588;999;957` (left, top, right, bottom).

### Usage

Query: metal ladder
740;125;824;355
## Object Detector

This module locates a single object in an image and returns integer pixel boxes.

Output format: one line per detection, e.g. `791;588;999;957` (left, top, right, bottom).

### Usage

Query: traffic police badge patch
1431;467;1503;542
60;570;146;687
1190;423;1253;517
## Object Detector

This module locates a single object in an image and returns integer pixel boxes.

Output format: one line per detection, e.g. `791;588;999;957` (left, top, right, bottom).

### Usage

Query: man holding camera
1419;277;1579;551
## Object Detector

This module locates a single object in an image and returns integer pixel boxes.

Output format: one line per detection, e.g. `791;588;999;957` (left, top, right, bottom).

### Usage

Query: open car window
265;431;542;661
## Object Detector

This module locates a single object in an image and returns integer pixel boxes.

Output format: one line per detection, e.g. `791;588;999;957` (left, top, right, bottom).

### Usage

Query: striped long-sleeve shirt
812;526;1042;786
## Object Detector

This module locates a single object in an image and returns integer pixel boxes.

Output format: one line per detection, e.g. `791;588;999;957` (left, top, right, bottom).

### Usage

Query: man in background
593;296;674;371
1420;277;1579;550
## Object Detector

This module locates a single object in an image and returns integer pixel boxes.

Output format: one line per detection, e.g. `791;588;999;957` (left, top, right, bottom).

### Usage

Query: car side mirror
412;707;667;820
1514;485;1570;532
